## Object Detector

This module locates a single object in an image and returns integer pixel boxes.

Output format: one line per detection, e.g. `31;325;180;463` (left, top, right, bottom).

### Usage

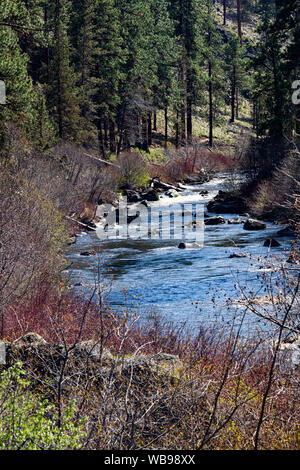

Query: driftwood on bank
64;215;97;231
83;152;121;169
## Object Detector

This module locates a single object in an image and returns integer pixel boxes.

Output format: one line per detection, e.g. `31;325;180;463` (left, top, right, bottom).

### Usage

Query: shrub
0;362;86;450
116;152;150;189
0;165;68;321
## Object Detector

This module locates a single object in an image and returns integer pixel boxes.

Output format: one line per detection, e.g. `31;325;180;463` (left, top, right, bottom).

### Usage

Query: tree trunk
98;119;106;158
181;106;186;144
208;61;213;147
164;107;168;148
236;87;239;119
104;119;108;149
109;120;116;153
187;68;193;143
153;111;157;131
223;0;227;25
175;110;179;149
142;117;149;152
231;65;236;123
117;103;126;156
148;113;152;147
237;0;242;45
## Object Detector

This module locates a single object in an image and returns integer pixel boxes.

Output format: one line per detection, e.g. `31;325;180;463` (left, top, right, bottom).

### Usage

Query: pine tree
274;0;300;137
92;0;125;156
69;0;99;143
145;0;179;147
46;0;83;143
114;0;159;152
170;0;206;145
237;0;243;45
30;84;55;149
251;0;289;139
225;34;246;123
223;0;227;25
202;0;226;147
0;1;38;143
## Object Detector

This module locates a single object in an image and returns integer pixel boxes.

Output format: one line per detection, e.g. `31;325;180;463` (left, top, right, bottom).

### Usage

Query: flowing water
66;172;294;334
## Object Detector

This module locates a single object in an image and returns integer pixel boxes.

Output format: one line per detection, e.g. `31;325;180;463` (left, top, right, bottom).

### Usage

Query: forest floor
149;96;255;161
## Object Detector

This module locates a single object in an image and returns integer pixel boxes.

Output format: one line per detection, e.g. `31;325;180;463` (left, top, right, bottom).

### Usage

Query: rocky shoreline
68;171;298;262
68;169;212;241
0;333;183;389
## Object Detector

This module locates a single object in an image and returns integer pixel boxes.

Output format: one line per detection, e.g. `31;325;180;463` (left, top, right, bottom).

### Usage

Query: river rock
207;190;246;214
73;340;114;363
287;252;300;264
228;218;245;225
127;214;140;224
121;353;182;378
80;250;96;257
114;208;140;224
123;189;141;203
151;178;180;192
2;336;182;391
67;236;77;245
199;190;208;196
166;189;179;198
279;336;300;368
141;189;159;202
276;226;297;238
204;216;226;226
229;253;247;259
13;333;47;347
183;169;210;185
263;238;281;247
243;219;266;231
178;242;202;249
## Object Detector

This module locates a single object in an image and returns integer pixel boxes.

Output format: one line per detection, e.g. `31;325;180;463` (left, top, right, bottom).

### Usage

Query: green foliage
251;0;300;140
0;362;86;450
116;152;150;188
0;1;35;141
135;147;168;165
224;33;248;122
0;0;256;150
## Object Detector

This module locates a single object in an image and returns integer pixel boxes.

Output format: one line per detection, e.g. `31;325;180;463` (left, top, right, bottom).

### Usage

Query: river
66;172;294;335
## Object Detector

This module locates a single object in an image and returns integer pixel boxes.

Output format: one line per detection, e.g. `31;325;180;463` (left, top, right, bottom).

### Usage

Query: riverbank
65;171;297;335
1;307;298;450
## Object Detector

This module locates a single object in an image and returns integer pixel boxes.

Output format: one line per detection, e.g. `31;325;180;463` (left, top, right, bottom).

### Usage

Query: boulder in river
178;242;202;249
141;189;159;202
67;235;77;245
166;189;179;198
276;226;297;238
279;335;300;369
243;219;266;231
228;218;245;225
287;252;300;264
204;216;226;226
114;208;139;224
80;250;96;257
151;178;180;192
229;253;247;259
207;190;246;214
263;238;281;247
123;189;141;203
